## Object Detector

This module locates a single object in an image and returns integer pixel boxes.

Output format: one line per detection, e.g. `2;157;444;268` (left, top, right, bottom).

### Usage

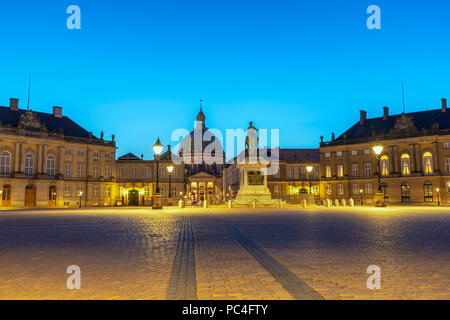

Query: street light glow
306;165;313;173
152;137;164;156
372;143;384;156
167;164;174;173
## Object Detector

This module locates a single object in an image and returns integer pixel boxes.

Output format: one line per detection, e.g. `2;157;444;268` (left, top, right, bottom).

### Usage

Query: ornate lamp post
372;142;385;207
436;188;440;206
167;163;174;206
152;137;164;210
306;165;314;199
360;188;364;206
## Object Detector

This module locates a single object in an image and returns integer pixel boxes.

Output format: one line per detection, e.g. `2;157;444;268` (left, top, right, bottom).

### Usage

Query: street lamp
152;137;164;209
372;141;385;207
436;188;440;206
167;163;174;206
306;165;313;195
78;191;83;208
360;188;364;206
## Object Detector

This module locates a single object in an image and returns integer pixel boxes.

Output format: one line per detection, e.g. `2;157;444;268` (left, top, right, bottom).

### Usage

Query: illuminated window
381;155;389;177
352;184;360;195
325;166;332;178
424;183;433;202
274;185;281;196
324;152;331;158
326;184;332;196
104;185;111;197
337;165;344;177
93;185;99;197
64;185;71;197
144;186;151;198
337;183;344;196
401;154;411;176
423;152;433;175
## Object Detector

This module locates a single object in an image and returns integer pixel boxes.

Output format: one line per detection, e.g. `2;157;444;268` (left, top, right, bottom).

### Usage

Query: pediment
188;171;217;180
17;110;46;131
392;113;417;134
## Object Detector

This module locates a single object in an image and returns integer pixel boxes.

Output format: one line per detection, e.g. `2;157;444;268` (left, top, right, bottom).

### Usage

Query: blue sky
0;0;449;158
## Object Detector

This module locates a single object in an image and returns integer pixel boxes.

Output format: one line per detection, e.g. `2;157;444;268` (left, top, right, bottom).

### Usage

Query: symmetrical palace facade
1;96;449;207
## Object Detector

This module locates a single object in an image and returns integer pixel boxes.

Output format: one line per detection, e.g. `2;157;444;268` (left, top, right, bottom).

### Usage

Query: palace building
319;99;450;205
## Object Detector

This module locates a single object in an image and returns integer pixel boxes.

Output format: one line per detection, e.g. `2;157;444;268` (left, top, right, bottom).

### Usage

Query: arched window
401;182;410;202
423;152;433;175
1;152;11;174
401;154;411;176
24;154;34;176
47;155;56;176
381;155;389;177
424;182;433;202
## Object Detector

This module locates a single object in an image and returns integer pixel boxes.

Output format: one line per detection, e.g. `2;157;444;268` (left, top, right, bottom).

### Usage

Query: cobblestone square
0;207;448;300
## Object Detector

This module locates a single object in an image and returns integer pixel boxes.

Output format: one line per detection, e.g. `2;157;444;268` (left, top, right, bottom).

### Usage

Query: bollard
334;199;339;207
228;200;232;208
278;199;283;208
203;200;208;208
349;198;354;207
178;199;185;208
326;199;331;207
302;199;307;208
342;199;347;206
253;199;257;208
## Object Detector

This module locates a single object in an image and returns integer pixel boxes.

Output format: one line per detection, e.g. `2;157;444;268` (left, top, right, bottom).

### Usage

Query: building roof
0;105;95;139
231;148;320;164
337;108;450;141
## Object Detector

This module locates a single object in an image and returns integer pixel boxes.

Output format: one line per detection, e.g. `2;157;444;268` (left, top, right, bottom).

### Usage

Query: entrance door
25;185;36;207
129;190;139;206
424;183;433;202
49;185;57;206
401;183;410;202
2;185;11;206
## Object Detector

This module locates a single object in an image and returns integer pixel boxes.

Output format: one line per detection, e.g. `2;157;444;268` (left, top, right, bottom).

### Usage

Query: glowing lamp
306;165;314;173
152;137;164;156
372;143;384;156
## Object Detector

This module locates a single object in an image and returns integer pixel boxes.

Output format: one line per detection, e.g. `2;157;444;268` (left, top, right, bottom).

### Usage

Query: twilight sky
0;0;449;159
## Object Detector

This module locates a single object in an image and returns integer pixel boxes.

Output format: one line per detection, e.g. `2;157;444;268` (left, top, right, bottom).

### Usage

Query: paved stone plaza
0;207;448;300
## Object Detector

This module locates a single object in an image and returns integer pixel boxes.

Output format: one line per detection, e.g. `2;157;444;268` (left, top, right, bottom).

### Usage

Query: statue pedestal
234;161;275;205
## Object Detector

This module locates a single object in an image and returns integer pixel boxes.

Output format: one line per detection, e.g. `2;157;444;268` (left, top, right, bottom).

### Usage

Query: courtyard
0;206;448;300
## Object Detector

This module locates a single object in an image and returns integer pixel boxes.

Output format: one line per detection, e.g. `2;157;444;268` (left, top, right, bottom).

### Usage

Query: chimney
9;98;19;111
360;110;367;125
53;106;62;118
167;145;171;153
383;106;389;120
442;98;447;112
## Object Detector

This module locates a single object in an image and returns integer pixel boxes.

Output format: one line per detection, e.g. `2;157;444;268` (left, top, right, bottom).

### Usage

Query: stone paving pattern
0;207;449;300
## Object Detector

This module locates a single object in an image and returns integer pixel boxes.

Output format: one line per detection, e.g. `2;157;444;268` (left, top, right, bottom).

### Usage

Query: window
65;149;72;155
287;167;294;179
365;183;373;195
444;142;450;149
337;184;344;196
171;168;177;179
77;150;84;156
299;166;306;179
160;185;165;197
364;149;370;155
104;185;111;197
93;151;100;157
145;167;151;179
93;166;99;178
401;183;410;202
47;155;56;176
324;152;331;158
65;163;71;177
24;154;34;176
171;186;177;195
311;185;319;195
424;183;433;202
381;155;389;177
64;185;71;197
93;185;99;197
1;152;11;174
131;167;137;178
352;163;359;177
336;151;343;157
446;158;450;173
144;186;151;198
274;185;281;196
77;185;83;194
423;152;433;175
337;165;344;177
364;163;372;177
325;166;332;178
325;184;332;196
105;153;111;159
104;166;111;179
78;164;84;178
351;150;358;156
352;184;360;195
118;167;124;179
158;167;165;179
401;154;411;176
